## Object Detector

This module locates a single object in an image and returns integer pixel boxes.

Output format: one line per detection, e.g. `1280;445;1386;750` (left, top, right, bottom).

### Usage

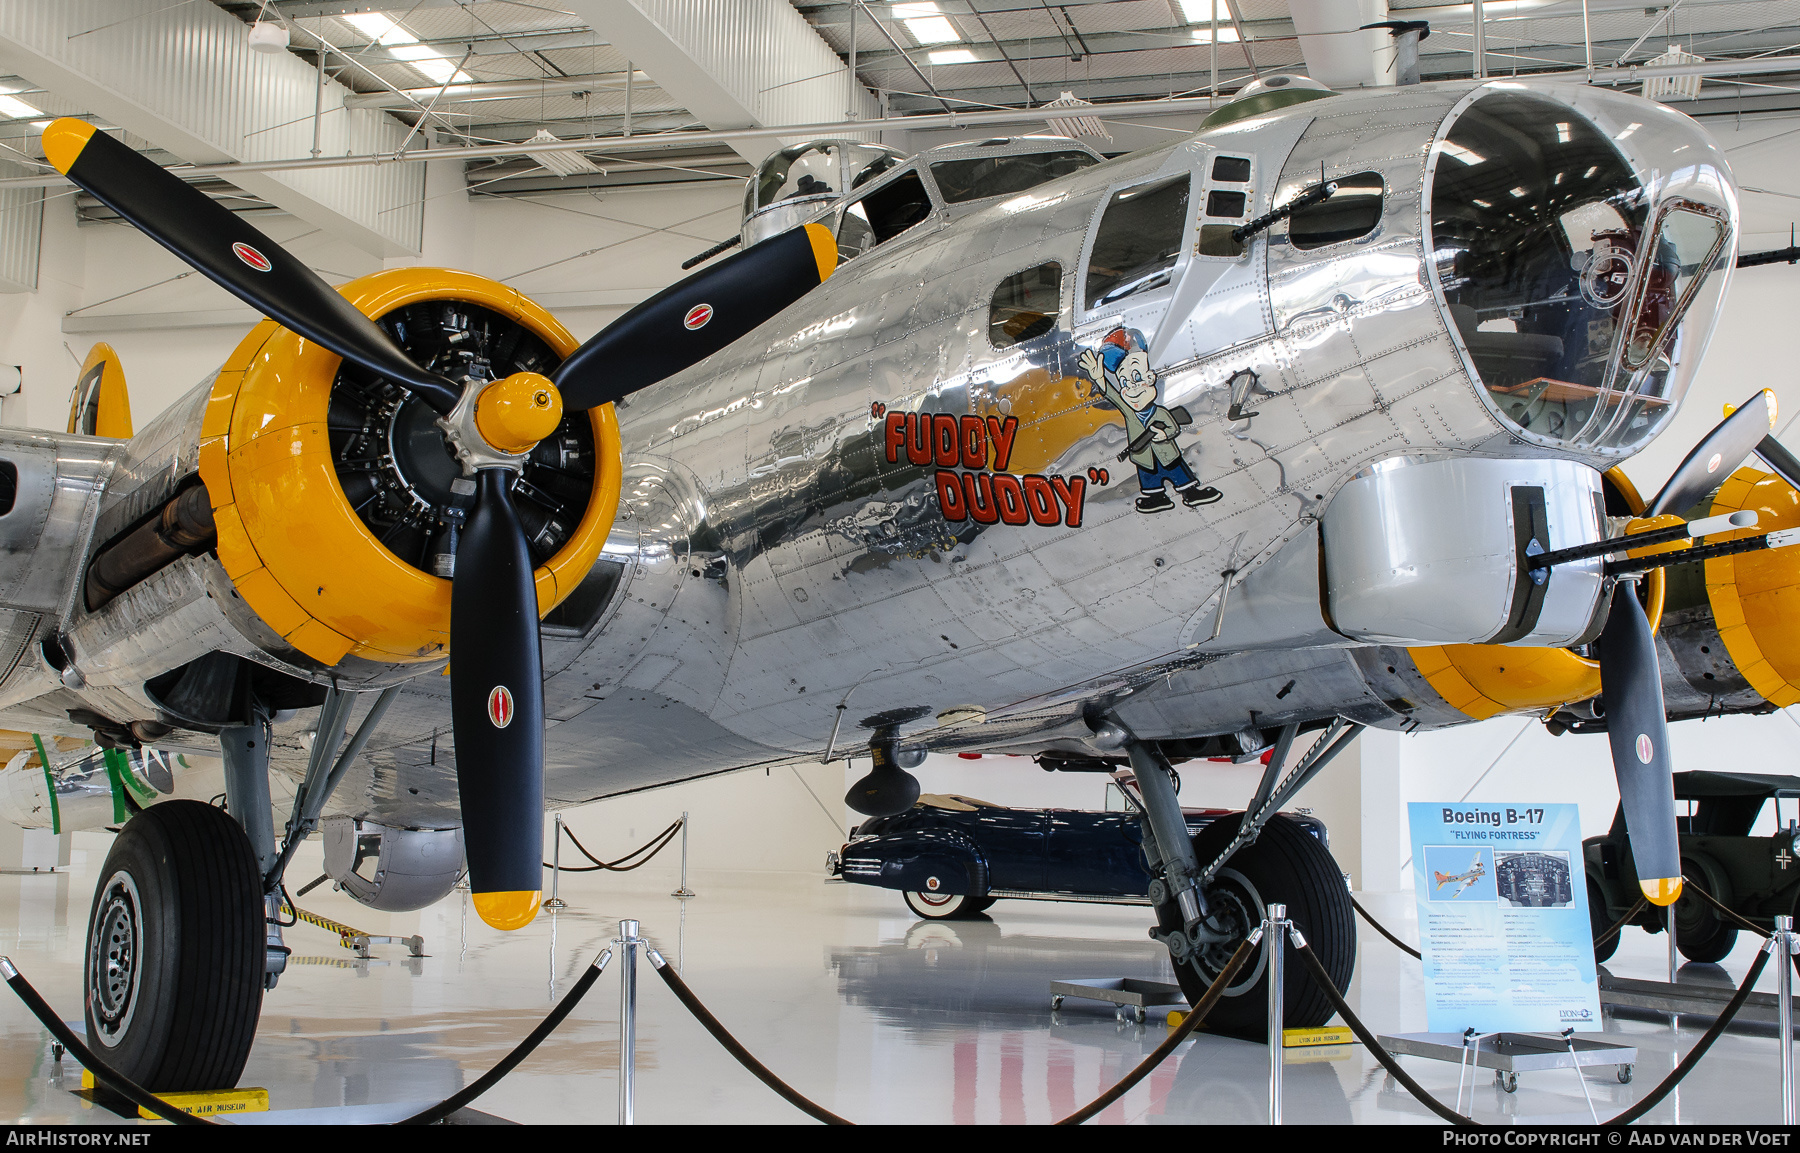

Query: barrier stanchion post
672;812;695;899
1778;914;1795;1125
618;918;642;1125
1669;902;1678;986
544;814;567;910
1266;902;1287;1125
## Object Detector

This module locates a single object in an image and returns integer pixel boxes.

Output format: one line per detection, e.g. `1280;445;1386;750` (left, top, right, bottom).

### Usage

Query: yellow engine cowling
197;268;622;667
1697;466;1800;708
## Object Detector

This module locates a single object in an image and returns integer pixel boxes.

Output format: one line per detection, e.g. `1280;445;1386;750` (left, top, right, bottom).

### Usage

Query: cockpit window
835;170;934;263
930;151;1096;205
1085;176;1190;310
1429;90;1705;451
1290;171;1383;249
1619;203;1730;372
989;262;1061;348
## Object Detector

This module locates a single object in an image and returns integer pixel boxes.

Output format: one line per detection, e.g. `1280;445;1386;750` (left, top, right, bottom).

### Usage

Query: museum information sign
1407;802;1602;1033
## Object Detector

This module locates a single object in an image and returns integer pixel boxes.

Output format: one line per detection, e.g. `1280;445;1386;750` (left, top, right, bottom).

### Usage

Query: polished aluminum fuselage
0;79;1739;826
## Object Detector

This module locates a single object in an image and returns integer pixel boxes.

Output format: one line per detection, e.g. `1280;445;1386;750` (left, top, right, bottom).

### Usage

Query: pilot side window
1084;175;1190;310
988;262;1062;348
835;170;934;263
1289;171;1384;249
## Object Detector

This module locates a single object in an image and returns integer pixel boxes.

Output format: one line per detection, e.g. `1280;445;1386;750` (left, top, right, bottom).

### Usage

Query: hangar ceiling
0;0;1796;254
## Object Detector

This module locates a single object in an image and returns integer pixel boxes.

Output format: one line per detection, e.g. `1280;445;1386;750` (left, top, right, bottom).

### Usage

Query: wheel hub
1187;867;1268;996
87;871;144;1047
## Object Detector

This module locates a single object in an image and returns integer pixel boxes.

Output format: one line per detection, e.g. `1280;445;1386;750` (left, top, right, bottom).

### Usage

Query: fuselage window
1289;171;1384;249
930;151;1097;205
835;170;934;263
1084;176;1190;310
1212;155;1252;183
989;262;1062;348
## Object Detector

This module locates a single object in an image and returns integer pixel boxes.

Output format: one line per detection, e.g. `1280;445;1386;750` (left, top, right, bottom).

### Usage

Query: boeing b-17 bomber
4;48;1800;1090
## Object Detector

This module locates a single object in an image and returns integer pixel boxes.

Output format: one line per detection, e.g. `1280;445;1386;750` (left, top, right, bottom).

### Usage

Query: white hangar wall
3;110;1800;878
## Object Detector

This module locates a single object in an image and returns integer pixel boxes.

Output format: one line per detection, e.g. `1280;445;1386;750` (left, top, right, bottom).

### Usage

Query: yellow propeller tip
41;119;97;176
472;889;542;930
1640;876;1684;906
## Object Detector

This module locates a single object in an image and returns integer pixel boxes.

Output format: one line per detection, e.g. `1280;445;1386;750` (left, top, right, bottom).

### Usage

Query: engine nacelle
41;269;623;744
1355;466;1800;727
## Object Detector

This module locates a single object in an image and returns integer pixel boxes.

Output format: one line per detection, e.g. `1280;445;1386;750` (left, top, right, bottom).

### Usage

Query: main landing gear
80;715;293;1091
1121;721;1361;1037
83;799;264;1090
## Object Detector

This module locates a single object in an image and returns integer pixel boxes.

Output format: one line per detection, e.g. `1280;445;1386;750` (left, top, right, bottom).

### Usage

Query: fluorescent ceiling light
929;48;976;64
389;44;470;84
1617;122;1641;140
1556;122;1572;142
528;128;601;177
410;57;471;85
344;12;416;45
1190;26;1240;42
28;120;49;129
893;2;960;45
1436;141;1485;166
0;92;40;120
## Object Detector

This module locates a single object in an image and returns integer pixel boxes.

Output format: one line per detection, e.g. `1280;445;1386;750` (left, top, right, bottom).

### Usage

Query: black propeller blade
1646;389;1776;516
43;119;460;414
450;472;547;930
1595;583;1683;906
552;222;837;412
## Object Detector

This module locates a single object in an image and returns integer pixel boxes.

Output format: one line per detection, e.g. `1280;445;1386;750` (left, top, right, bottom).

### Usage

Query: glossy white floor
2;835;1795;1126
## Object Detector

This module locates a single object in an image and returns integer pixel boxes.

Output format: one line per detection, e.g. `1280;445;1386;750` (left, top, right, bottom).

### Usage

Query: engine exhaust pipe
84;485;216;611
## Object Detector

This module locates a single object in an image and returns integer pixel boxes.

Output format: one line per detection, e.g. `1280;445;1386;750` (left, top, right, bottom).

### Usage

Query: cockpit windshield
1430;91;1730;452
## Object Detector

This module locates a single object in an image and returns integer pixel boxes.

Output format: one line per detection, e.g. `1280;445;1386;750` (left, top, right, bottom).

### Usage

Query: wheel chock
80;1069;269;1119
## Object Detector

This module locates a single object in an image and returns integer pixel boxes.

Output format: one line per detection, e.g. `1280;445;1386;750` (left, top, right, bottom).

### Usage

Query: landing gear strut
1121;719;1363;1035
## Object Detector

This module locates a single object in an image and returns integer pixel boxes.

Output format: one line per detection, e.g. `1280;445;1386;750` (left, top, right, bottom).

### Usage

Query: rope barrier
1054;939;1254;1125
0;958;213;1126
647;951;852;1124
545;818;683;873
1350;896;1421;959
1683;876;1774;940
1290;939;1477;1124
1604;947;1772;1125
1595;894;1651;950
645;938;1255;1126
1288;931;1774;1126
396;948;613;1125
0;950;612;1126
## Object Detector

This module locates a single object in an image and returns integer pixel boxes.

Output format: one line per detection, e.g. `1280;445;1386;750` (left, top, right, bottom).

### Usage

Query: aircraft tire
82;799;264;1091
1163;813;1354;1036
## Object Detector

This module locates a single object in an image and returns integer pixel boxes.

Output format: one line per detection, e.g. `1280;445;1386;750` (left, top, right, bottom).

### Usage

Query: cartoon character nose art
1076;328;1222;515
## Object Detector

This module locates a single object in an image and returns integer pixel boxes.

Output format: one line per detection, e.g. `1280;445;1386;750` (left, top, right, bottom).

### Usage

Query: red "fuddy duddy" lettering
882;410;1084;528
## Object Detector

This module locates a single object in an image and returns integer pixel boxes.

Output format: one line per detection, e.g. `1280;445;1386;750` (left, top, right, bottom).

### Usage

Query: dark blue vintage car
828;783;1329;919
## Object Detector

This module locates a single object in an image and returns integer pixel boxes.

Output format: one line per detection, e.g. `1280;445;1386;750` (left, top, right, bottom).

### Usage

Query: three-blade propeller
44;119;837;929
1596;389;1777;907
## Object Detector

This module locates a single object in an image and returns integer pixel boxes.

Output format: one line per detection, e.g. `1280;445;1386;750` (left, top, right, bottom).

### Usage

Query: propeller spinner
44;119;837;929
